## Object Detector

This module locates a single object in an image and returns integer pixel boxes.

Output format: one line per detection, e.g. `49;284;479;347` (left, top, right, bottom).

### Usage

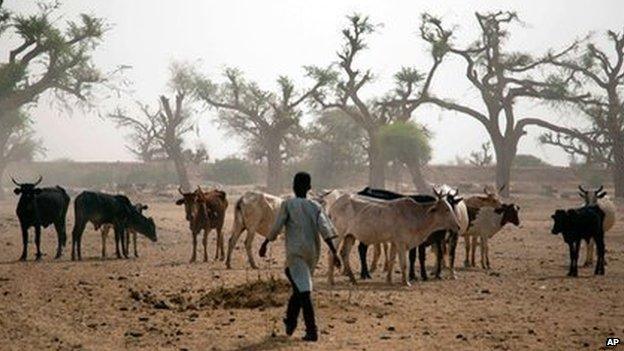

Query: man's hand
332;254;341;269
259;240;269;258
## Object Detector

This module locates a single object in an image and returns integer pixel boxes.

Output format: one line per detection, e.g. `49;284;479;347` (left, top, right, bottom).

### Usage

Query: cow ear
175;199;185;206
13;188;21;195
494;207;504;214
142;205;149;210
597;191;607;198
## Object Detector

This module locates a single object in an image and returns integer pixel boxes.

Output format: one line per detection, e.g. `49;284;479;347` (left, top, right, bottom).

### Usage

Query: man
259;172;341;342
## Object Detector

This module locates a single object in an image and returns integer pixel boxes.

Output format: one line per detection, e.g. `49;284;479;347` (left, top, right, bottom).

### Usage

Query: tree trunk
492;139;516;197
368;131;385;188
171;149;191;192
406;162;428;193
612;139;624;198
266;141;282;195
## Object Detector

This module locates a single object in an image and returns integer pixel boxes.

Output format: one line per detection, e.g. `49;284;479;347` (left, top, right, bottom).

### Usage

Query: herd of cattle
8;176;616;284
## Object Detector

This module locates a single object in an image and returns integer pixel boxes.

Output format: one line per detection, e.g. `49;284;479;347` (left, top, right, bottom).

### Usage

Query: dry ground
0;194;623;351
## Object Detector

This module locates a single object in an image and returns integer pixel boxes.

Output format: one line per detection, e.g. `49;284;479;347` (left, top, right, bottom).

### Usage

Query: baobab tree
194;67;333;194
311;14;440;188
540;30;624;197
0;1;121;193
110;63;198;191
418;12;587;196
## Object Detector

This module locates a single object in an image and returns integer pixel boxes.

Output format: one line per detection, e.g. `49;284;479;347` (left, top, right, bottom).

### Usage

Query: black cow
71;191;156;260
551;206;605;277
12;176;70;261
357;186;463;281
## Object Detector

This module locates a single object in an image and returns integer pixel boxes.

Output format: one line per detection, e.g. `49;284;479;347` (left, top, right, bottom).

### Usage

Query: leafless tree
311;14;441;188
418;12;588;196
541;29;624;197
469;142;493;167
195;67;333;194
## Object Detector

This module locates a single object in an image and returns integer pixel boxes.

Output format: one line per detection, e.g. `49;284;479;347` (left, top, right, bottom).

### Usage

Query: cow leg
114;225;124;259
382;243;390;272
386;243;397;285
583;238;594;267
433;239;443;279
463;235;470;268
408;247;417;281
484;236;491;270
33;225;42;260
203;229;209;262
101;225;110;259
190;232;198;263
133;230;138;258
244;229;258;269
327;240;336;285
470;236;478;267
121;227;130;258
216;227;225;261
340;235;357;284
358;242;371;280
53;220;67;259
71;219;86;261
447;232;458;279
479;235;487;269
226;226;245;269
398;244;410;287
19;226;28;261
569;241;580;277
370;244;380;274
594;235;605;275
418;245;427;281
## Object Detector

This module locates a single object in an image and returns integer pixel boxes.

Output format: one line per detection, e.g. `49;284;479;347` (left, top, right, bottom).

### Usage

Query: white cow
578;186;616;266
225;191;283;269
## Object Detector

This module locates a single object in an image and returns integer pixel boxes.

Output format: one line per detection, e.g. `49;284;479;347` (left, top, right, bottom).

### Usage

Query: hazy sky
3;0;623;165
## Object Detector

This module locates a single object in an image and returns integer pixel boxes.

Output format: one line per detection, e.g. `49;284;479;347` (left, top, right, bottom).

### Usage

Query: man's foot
283;318;297;336
302;331;318;342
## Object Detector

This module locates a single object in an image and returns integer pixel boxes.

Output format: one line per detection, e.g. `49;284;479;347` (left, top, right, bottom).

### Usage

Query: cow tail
232;197;245;234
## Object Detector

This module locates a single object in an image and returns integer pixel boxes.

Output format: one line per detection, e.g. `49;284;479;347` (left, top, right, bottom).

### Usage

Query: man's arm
317;209;341;268
259;201;288;257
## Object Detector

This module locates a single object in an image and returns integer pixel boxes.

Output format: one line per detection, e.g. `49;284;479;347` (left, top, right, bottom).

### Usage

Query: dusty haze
2;0;623;165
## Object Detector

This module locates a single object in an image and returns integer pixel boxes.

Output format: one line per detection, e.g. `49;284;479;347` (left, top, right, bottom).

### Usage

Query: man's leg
300;291;317;341
284;268;301;336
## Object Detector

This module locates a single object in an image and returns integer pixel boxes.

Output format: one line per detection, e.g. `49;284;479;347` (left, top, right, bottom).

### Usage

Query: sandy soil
0;194;623;351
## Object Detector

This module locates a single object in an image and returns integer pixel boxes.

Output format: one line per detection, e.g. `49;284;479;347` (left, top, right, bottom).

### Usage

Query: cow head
175;187;202;221
129;203;157;242
550;209;570;235
428;188;461;233
471;185;504;208
196;187;226;221
495;203;520;227
445;188;464;208
12;176;43;197
578;185;607;206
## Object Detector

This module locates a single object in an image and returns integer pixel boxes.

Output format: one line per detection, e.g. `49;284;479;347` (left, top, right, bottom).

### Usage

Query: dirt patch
130;278;291;311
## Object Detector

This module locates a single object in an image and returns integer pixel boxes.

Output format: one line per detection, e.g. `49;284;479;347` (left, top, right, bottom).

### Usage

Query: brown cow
176;186;228;263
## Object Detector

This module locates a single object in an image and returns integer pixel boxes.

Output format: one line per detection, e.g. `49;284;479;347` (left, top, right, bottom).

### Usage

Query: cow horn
483;186;491;195
594;185;604;194
498;184;505;193
578;185;588;194
11;177;21;186
432;187;442;199
33;175;42;186
178;186;184;195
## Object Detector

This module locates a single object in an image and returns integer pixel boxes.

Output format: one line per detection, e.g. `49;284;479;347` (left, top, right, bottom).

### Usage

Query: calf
12;176;70;261
578;185;615;266
225;191;282;269
176;186;228;263
100;203;156;258
339;195;460;286
463;203;520;269
551;206;605;276
71;191;156;260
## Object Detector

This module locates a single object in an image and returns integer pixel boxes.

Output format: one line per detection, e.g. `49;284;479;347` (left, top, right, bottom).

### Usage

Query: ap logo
606;337;620;347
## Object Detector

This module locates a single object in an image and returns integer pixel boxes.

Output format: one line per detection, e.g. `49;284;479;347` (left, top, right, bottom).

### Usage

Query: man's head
293;172;311;198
